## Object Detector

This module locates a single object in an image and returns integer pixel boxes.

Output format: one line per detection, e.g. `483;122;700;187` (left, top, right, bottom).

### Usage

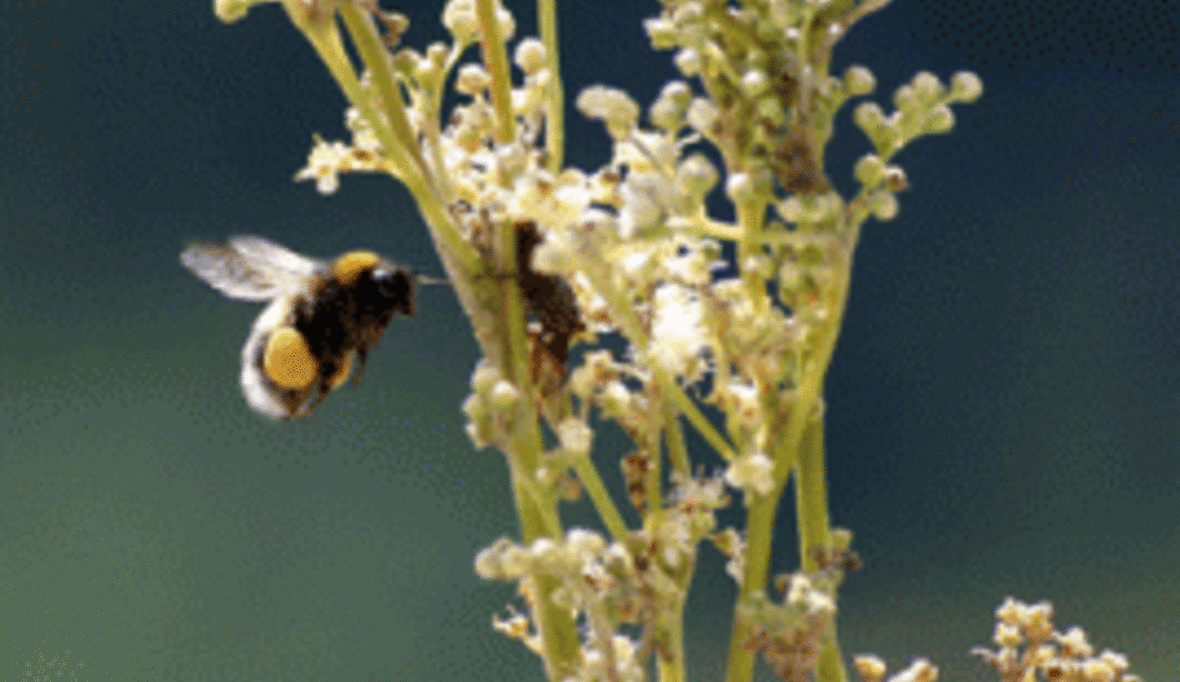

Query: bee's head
370;262;416;318
332;250;417;318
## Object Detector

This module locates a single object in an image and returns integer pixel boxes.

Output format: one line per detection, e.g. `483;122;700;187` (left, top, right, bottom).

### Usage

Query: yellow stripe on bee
333;251;380;285
263;327;318;389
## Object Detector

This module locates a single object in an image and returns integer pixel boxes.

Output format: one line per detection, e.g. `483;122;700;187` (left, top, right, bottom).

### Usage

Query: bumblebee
181;236;428;420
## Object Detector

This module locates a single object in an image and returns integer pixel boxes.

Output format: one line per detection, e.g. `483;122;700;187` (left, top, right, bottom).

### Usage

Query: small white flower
617;173;672;239
557;418;593;456
442;0;479;43
600;380;633;415
649;284;709;378
724;450;776;497
576;85;640;140
514;38;546;74
294;136;349;195
454;63;490;96
564;527;605;559
950;71;983;102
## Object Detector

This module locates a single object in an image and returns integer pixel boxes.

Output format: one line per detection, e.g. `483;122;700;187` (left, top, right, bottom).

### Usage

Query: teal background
2;0;1178;681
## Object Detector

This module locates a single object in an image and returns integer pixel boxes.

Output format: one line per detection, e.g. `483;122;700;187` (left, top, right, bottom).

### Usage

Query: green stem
795;411;847;681
338;5;430;185
571;456;628;542
663;402;690;479
536;0;564;173
657;601;688;682
795;412;829;571
512;465;580;681
476;0;515;145
723;481;787;682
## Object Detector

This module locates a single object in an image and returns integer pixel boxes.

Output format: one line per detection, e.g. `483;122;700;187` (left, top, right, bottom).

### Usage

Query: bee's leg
350;348;370;389
297;382;331;418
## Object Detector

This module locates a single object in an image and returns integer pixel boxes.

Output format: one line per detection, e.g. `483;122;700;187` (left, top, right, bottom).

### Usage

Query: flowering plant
210;0;1142;681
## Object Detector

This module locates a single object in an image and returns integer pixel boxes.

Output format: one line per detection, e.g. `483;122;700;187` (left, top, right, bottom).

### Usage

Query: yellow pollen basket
332;251;380;285
263;327;318;389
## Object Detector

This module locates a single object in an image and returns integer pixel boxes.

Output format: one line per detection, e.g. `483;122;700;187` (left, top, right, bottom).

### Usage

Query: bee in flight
181;236;436;420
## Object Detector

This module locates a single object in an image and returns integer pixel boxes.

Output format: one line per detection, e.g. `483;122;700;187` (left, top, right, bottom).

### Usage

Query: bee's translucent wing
181;236;323;301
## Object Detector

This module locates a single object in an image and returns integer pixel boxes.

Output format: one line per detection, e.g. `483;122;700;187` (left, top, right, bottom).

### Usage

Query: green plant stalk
646;410;665;523
662;403;690;479
512;473;581;682
657;600;688;682
571;455;629;542
495;207;580;678
736;202;770;314
796;413;847;682
337;5;431;187
725;211;859;682
476;0;515;145
536;0;564;174
724;477;788;682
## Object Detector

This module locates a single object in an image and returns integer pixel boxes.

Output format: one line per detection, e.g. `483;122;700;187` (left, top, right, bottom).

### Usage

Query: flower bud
776;196;803;222
644;17;679;49
686;97;719;135
815;191;844;221
455;63;491;96
950;71;983;103
416;56;440;88
649;98;683;132
843;65;875;96
853;101;885;133
882;165;908;192
495;6;516;40
514;38;546;74
675;153;718;201
741;69;770;97
470;360;502;395
853;655;887;682
893;84;919;113
831;527;853;552
576;85;640;140
214;0;253;23
557;418;593;457
600;380;633;417
853;154;885;187
442;0;479;43
674;48;703;77
426;42;448;69
726;172;756;205
660;80;693;109
912;71;945;104
489;380;521;410
392;49;418;80
924;105;955;134
870;192;899;221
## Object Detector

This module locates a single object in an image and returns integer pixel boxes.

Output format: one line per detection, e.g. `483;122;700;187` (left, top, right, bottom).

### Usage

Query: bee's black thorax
291;264;416;380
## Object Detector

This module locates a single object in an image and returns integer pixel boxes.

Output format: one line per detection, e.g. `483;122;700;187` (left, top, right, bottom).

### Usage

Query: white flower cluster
966;598;1142;682
477;468;732;681
736;572;838;682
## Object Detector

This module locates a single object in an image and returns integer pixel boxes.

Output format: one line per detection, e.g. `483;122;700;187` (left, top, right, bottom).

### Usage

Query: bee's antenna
414;274;449;287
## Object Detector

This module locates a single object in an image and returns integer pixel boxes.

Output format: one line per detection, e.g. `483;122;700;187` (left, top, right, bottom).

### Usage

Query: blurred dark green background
1;0;1177;681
